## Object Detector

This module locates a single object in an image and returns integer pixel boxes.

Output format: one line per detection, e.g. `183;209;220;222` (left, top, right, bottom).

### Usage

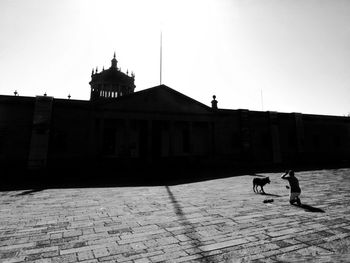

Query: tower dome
89;54;135;101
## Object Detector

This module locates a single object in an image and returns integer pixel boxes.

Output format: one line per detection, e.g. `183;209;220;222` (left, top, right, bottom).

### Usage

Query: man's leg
290;192;298;205
295;193;301;205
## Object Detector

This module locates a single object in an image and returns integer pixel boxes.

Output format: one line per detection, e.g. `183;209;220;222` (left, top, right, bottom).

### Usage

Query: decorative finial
96;66;98;73
102;66;104;71
111;53;118;68
211;95;218;110
126;69;129;75
44;92;47;96
14;90;18;96
92;68;94;75
68;94;71;99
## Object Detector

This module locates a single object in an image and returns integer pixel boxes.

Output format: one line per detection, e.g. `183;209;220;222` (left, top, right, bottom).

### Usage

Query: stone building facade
0;55;349;181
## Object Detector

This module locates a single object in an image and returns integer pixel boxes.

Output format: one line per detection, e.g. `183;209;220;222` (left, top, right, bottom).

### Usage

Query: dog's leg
261;186;265;194
253;184;255;193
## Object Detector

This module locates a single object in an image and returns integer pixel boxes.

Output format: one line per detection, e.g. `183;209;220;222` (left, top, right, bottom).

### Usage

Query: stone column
87;110;97;159
98;117;105;156
28;96;53;169
239;109;251;160
269;111;282;164
169;121;174;156
294;113;304;160
125;119;131;157
188;121;194;155
147;120;153;163
210;121;215;156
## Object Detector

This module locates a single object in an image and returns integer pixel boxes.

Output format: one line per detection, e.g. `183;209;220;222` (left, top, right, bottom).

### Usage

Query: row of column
93;113;306;163
95;119;214;162
99;90;122;98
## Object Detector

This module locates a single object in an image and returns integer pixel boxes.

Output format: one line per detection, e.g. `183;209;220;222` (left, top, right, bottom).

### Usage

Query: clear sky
0;0;349;116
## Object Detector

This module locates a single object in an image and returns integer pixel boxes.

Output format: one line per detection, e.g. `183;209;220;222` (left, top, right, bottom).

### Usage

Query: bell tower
90;53;136;101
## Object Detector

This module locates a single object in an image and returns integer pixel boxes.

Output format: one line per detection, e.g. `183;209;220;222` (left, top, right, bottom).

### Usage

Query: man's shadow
293;203;325;213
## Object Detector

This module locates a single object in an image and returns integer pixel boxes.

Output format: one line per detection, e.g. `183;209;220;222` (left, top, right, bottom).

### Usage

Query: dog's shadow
249;174;266;177
14;188;44;196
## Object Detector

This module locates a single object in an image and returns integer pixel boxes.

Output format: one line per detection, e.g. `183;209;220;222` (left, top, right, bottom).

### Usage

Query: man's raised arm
281;170;289;179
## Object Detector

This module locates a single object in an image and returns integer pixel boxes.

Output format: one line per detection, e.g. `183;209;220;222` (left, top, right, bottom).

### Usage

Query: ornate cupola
89;53;136;101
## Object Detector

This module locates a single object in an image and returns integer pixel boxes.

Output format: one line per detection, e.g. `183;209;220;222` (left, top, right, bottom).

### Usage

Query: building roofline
95;84;213;111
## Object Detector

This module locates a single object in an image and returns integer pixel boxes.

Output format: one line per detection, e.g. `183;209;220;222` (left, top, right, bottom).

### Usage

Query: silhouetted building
0;55;349;182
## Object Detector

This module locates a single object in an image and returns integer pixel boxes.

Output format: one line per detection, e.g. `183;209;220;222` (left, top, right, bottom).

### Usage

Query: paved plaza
1;168;350;262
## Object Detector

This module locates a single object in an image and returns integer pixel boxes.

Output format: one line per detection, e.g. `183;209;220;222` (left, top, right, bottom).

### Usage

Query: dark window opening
333;136;341;148
232;132;240;148
182;128;190;153
102;128;115;155
288;131;296;147
52;131;66;152
313;135;320;149
34;122;49;135
0;135;3;154
262;132;270;148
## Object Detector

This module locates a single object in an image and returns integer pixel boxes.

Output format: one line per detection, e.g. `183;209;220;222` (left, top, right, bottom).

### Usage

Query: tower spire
111;52;118;68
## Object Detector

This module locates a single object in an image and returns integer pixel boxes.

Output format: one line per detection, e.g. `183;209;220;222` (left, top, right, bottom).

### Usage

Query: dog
253;177;270;194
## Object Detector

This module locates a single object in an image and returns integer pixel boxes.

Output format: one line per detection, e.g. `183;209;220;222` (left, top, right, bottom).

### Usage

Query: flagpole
160;31;162;85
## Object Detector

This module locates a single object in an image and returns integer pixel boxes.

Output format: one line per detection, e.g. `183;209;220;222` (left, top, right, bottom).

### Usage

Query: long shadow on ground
1;166;255;190
294;204;325;213
165;186;213;262
260;193;282;197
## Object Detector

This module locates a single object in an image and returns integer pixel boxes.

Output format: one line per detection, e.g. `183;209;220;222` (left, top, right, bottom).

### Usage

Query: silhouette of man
281;170;301;205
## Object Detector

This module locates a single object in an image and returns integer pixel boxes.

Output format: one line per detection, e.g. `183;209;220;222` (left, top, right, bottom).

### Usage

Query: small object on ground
263;199;274;203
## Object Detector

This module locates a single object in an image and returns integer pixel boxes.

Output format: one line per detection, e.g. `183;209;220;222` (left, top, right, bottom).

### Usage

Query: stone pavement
1;168;350;263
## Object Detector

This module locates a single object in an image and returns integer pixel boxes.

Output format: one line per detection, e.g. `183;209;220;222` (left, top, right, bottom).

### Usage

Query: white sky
0;0;349;116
